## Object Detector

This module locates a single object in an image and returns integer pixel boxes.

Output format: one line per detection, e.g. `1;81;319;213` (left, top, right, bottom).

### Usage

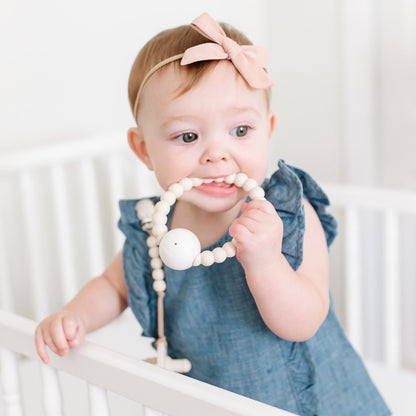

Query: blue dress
118;160;390;415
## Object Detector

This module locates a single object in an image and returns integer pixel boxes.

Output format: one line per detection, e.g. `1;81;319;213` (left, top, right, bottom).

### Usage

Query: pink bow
181;13;274;89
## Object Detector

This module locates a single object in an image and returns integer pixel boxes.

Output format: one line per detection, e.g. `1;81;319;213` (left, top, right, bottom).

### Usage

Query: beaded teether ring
135;173;265;373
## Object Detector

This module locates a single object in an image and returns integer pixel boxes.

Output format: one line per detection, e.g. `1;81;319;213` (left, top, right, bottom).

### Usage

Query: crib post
88;384;110;416
345;205;363;354
383;211;401;369
51;164;78;303
0;348;23;416
40;364;64;416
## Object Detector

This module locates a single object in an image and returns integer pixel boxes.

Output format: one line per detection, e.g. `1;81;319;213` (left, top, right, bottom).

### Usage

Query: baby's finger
34;326;50;364
62;316;78;341
246;199;276;215
49;319;70;356
63;316;83;348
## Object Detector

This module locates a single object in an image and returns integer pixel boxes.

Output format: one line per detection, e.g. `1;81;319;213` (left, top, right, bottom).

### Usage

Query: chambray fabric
119;160;390;415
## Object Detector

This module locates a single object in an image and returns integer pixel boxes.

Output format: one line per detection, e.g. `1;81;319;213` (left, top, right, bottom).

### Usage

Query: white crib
0;132;415;415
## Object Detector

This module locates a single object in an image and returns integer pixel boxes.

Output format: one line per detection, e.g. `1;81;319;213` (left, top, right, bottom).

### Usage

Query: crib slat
383;211;401;369
0;348;23;416
81;160;106;276
345;205;363;353
19;171;48;319
88;384;110;416
0;230;14;311
41;364;64;416
106;154;125;252
51;164;78;302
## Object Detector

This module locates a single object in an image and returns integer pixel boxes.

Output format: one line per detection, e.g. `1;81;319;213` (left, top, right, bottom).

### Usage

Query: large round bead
159;228;201;270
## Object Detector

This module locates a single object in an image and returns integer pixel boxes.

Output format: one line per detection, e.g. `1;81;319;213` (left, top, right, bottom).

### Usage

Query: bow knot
221;37;242;61
181;13;273;89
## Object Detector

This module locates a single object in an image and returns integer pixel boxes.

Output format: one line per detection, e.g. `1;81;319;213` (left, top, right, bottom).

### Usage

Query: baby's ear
127;127;153;170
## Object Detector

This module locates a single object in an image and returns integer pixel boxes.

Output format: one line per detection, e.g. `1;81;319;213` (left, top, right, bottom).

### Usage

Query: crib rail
324;183;416;370
0;310;292;416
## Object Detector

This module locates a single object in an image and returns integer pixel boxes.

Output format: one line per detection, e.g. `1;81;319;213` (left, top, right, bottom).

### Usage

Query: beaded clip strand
135;172;265;372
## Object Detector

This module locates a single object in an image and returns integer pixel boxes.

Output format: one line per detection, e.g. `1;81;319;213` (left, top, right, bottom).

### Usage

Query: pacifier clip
135;173;265;372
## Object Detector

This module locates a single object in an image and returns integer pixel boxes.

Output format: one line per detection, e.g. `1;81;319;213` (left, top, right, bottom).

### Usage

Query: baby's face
133;60;275;214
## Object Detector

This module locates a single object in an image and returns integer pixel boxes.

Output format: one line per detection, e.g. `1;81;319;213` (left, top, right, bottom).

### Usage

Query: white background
1;0;415;189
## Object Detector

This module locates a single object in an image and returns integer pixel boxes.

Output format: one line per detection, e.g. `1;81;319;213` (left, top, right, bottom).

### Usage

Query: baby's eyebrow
228;106;262;117
161;115;198;128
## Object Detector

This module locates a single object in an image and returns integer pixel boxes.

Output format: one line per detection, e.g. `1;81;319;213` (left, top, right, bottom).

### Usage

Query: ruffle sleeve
118;199;157;339
263;160;338;271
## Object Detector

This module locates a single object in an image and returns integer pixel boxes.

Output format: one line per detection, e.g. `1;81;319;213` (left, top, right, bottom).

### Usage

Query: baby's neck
170;200;243;249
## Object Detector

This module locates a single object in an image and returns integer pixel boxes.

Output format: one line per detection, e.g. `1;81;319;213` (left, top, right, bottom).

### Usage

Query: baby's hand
229;200;284;273
34;310;86;364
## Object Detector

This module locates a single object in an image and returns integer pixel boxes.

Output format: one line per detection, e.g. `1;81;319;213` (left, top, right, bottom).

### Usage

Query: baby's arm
35;252;128;363
229;198;329;342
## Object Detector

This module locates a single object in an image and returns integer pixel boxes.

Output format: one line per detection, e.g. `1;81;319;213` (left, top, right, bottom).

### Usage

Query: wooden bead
169;183;184;198
200;250;215;267
153;280;166;292
148;246;159;258
152;224;168;238
161;191;176;205
212;247;227;263
243;178;258;192
249;186;265;200
152;212;167;226
225;173;236;184
223;242;236;257
192;254;202;267
146;236;157;248
234;173;248;187
190;178;203;186
154;200;170;215
152;268;165;280
180;177;193;191
151;258;163;270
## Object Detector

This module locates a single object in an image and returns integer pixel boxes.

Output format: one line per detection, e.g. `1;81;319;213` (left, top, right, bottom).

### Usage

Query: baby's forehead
144;60;267;106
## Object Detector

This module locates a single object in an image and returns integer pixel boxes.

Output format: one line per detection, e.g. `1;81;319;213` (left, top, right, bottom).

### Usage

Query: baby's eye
177;132;198;143
230;126;249;137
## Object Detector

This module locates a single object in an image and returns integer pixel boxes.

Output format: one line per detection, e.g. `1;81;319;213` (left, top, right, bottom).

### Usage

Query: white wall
0;0;268;150
1;1;415;189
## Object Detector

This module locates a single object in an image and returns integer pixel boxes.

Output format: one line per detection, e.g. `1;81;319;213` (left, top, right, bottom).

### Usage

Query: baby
35;13;390;415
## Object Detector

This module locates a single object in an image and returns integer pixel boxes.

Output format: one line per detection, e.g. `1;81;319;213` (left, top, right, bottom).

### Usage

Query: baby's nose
201;145;229;164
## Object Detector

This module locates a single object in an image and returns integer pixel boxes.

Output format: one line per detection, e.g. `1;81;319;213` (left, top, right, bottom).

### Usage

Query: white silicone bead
190;178;203;186
212;247;227;263
169;183;184;198
151;258;163;270
135;199;155;222
192;254;202;267
223;242;236;257
152;268;165;280
152;224;168;237
161;191;176;205
159;229;201;270
249;186;265;200
200;250;215;267
154;201;170;215
153;280;166;292
180;177;193;191
146;236;157;248
243;178;258;192
234;173;248;187
152;212;167;225
148;246;159;258
225;173;236;184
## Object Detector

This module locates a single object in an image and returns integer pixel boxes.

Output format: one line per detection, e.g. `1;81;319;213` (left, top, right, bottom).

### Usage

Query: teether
135;172;264;373
150;173;265;270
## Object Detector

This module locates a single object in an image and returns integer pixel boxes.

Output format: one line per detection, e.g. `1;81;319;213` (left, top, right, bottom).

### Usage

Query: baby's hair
128;22;270;118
